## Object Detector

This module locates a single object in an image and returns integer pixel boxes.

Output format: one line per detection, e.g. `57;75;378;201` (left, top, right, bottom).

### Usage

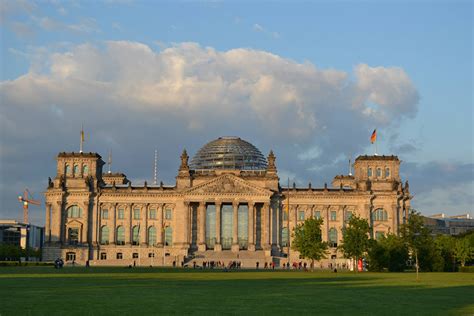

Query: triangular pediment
184;174;272;196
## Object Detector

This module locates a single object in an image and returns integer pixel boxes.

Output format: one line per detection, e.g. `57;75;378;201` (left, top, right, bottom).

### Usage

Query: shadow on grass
0;267;472;315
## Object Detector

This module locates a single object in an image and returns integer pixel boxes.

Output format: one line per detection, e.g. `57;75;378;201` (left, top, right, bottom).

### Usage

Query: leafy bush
459;266;474;273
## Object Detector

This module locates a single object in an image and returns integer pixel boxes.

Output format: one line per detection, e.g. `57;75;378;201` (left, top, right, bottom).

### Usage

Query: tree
455;237;473;267
291;218;328;271
339;215;371;272
367;234;408;272
435;235;456;272
401;209;433;279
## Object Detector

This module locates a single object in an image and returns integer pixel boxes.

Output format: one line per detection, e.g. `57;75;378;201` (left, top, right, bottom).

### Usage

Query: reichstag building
43;136;412;267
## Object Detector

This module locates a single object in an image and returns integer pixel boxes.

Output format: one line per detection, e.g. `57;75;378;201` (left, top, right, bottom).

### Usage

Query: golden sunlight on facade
43;137;411;267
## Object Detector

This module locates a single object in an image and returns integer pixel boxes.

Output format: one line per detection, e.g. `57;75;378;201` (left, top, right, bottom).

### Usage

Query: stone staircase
185;250;281;269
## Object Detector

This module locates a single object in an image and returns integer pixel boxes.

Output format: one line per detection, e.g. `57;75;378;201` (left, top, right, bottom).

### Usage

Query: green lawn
0;267;473;315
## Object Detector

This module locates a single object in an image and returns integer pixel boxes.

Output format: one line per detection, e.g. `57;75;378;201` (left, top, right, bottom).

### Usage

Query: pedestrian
256;261;259;269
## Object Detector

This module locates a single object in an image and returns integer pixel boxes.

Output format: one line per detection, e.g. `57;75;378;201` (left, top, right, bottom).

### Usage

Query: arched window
67;206;82;218
73;165;79;176
368;168;372;177
100;226;109;245
132;226;140;245
281;227;289;247
83;165;89;175
148;226;157;245
385;168;390;178
164;227;172;246
65;164;71;175
329;228;338;247
377;168;382;178
372;208;388;221
116;226;125;245
68;228;79;245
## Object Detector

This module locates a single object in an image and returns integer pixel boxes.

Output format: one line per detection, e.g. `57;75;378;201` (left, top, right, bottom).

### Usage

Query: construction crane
17;189;40;224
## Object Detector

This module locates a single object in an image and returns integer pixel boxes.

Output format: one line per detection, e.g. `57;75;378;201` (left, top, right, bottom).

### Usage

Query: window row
367;167;391;178
283;210;353;222
372;209;388;221
100;252;157;260
67;206;173;220
100;225;172;246
65;164;89;177
280;227;338;248
100;208;173;220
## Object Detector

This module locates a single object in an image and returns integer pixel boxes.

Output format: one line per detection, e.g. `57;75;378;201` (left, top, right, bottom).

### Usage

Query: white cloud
0;41;422;224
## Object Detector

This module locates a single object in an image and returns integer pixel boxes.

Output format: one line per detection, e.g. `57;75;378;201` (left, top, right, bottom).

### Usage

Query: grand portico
43;136;411;267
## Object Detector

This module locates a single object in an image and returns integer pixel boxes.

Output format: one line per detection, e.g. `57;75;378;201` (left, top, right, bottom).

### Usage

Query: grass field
0;267;473;315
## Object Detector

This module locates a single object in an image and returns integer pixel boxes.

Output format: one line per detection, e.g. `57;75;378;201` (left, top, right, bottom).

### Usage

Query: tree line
292;209;474;272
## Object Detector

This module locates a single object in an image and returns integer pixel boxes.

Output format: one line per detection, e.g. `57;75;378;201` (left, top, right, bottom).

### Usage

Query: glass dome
190;137;268;170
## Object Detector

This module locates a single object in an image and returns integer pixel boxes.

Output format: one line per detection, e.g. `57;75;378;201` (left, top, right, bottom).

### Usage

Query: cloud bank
1;41;427;223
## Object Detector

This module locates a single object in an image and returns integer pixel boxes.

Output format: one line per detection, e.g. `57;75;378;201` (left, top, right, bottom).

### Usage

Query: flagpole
80;124;84;153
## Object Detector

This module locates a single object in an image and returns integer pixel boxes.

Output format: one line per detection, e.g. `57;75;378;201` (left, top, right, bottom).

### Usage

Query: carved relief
186;175;271;196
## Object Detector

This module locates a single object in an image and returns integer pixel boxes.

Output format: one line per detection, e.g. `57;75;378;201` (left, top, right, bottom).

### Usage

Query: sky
0;0;472;226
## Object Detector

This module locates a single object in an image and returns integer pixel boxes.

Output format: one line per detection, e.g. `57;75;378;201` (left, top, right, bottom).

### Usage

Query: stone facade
43;137;411;268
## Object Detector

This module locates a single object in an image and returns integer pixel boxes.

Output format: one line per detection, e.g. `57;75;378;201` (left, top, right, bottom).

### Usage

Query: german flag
370;129;377;144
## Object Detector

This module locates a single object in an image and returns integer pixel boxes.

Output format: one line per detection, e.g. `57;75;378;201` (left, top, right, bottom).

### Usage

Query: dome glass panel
190;137;267;170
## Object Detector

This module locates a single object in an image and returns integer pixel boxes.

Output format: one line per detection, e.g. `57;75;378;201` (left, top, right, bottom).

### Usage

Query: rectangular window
116;253;123;259
345;211;353;222
298;211;305;221
377;168;382;178
282;209;288;221
385;168;390;178
368;168;372;177
118;208;124;219
100;252;107;260
148;253;155;258
149;209;156;219
132;253;139;259
66;252;76;261
330;211;337;221
133;208;140;220
101;209;108;219
165;208;172;220
314;211;321;219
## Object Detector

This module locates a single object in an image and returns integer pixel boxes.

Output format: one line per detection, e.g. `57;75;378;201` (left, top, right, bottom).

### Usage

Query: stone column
365;203;373;238
51;200;62;243
112;203;117;244
92;199;99;246
45;203;51;243
391;204;398;235
215;201;222;251
183;201;190;247
140;204;147;245
275;202;280;247
262;202;270;250
198;202;206;251
59;201;66;244
232;201;239;252
81;201;89;244
325;205;330;242
248;202;255;251
125;204;132;245
157;204;164;246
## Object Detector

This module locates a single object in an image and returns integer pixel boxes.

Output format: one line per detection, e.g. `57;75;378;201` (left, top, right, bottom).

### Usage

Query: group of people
53;258;64;269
